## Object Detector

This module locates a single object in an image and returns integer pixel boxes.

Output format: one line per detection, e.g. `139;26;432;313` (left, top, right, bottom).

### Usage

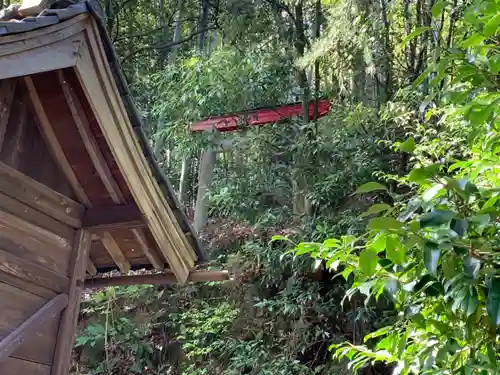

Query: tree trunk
293;1;312;216
179;156;191;205
192;0;214;231
193;149;216;232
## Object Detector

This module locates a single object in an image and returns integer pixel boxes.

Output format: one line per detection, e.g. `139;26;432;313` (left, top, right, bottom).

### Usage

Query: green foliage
76;0;500;374
292;1;500;373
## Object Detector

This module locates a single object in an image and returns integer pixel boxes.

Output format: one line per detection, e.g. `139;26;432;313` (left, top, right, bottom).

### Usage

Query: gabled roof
0;0;205;283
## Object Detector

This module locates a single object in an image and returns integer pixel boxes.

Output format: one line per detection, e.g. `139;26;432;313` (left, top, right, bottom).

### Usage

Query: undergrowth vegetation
74;0;500;373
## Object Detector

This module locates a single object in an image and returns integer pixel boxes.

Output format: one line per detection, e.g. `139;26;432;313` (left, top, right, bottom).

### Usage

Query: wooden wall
0;78;84;374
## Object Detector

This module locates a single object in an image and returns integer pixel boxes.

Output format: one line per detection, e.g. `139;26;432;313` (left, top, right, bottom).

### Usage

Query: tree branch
121;27;216;63
264;0;296;26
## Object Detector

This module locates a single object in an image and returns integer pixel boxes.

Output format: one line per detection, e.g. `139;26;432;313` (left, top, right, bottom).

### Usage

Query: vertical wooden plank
7;103;27;169
23;76;92;207
0;79;16;152
51;230;91;375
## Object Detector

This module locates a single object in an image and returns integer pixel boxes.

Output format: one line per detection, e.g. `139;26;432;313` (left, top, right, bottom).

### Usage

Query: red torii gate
190;100;331;132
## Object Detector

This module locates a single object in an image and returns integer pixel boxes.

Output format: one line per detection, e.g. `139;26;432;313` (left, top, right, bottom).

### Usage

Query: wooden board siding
0;283;60;365
0;97;79;370
2;357;51;375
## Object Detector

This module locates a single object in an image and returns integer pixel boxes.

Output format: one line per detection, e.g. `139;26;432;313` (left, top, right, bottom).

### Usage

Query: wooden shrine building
0;1;227;374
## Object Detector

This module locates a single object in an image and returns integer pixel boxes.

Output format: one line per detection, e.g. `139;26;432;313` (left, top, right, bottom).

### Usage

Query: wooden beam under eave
74;29;192;283
86;259;97;276
57;70;126;204
83;203;145;231
131;228;164;270
24;76;92;207
98;231;131;273
85;270;230;288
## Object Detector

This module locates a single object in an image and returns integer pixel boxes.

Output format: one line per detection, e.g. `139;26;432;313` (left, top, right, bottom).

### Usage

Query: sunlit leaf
361;203;392;217
484;14;500;38
359;248;378;277
399;137;416;153
402;27;432;49
368;217;403;231
356;182;388;194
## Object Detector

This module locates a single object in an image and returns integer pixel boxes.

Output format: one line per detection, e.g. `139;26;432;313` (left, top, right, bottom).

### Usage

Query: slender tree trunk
193;147;216;232
179;156;191;204
292;1;313;216
154;0;184;161
193;0;215;231
379;0;393;101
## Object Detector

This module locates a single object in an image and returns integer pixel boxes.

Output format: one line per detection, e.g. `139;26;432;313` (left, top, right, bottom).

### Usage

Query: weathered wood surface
2;357;51;375
0;79;16;152
75;20;197;282
58;70;125;204
85;270;230;288
83;203;145;231
0;249;69;294
0;294;68;364
87;259;98;276
0;161;84;228
0;283;60;365
0;36;84;80
0;270;56;299
98;232;131;273
132;228;164;270
51;230;91;375
0;191;75;242
24;76;91;207
0;208;72;276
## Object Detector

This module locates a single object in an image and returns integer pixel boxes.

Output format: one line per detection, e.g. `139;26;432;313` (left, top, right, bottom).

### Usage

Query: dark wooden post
51;229;91;375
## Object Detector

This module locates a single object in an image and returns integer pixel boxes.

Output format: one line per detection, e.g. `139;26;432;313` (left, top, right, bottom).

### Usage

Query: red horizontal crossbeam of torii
190;100;331;132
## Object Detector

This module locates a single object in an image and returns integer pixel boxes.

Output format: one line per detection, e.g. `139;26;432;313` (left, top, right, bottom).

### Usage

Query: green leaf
484;14;500;38
487;342;497;368
424;242;440;275
431;0;447;17
356;182;388;194
442;254;458;278
361;203;392;217
487;278;500;326
272;235;292;242
422;183;445;202
420;210;455;228
368;217;403;231
489;55;500;74
463;287;478;316
399;137;416;153
481;194;499;211
402;27;432;49
364;326;391;342
359;248;378;277
386;236;405;264
371;234;387;251
408;164;441;184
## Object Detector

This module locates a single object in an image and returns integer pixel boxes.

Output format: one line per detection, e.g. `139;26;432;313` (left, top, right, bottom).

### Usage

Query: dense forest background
72;0;500;374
